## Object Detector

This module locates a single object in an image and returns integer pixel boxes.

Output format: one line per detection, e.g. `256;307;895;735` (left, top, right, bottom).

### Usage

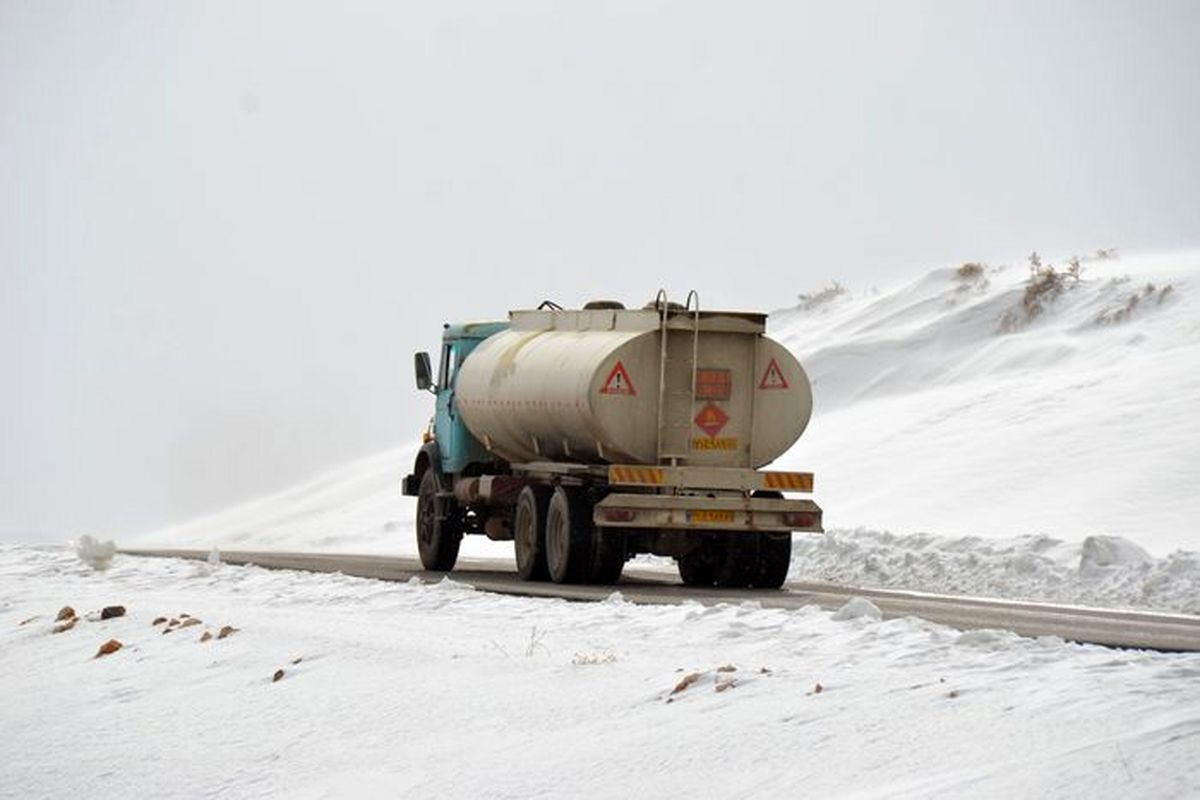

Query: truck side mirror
414;351;434;392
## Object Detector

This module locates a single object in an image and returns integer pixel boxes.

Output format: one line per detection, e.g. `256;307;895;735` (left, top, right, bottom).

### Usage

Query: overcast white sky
3;1;1199;542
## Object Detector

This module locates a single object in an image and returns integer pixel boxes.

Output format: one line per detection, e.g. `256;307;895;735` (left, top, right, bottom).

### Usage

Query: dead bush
1094;282;1176;326
998;253;1084;332
796;282;846;311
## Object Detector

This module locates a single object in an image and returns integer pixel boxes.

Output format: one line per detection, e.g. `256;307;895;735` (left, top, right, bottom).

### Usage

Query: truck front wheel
416;469;462;571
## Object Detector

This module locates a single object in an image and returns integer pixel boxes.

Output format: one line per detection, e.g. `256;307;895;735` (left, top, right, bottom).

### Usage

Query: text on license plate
688;510;735;524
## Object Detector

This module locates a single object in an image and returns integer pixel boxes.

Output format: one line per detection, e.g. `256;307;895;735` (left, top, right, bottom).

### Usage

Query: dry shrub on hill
999;252;1084;332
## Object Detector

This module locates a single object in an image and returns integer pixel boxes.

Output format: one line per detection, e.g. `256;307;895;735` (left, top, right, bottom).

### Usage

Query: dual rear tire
517;485;625;585
677;532;792;590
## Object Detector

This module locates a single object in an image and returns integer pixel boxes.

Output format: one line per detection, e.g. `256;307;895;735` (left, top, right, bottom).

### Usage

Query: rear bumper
593;493;823;533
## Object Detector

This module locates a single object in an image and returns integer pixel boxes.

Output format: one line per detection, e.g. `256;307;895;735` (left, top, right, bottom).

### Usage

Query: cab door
434;342;464;473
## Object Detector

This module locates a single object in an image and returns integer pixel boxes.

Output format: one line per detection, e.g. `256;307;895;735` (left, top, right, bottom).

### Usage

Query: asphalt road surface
122;548;1200;652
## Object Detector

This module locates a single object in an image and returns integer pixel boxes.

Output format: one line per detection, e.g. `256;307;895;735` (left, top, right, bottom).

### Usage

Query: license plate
688;510;735;524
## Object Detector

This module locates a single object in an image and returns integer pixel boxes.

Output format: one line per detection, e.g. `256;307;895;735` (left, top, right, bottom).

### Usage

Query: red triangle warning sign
759;358;789;390
600;361;637;396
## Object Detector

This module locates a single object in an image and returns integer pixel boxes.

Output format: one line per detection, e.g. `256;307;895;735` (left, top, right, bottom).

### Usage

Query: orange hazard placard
693;402;730;438
758;358;789;390
600;361;636;395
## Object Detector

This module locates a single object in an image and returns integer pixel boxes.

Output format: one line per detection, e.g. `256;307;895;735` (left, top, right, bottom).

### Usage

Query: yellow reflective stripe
609;466;665;485
762;472;813;491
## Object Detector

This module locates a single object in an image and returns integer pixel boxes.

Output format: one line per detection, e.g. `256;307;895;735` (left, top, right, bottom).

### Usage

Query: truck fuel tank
454;305;811;468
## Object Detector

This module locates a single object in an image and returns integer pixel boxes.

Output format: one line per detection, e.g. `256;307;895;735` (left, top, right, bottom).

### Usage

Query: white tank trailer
403;293;822;589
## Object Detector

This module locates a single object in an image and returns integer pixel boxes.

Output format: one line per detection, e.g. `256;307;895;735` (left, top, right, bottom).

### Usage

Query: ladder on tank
654;288;701;466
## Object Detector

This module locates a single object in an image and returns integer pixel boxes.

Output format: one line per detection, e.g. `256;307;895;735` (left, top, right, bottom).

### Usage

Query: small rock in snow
100;606;125;620
717;664;737;673
832;596;883;621
178;618;202;629
199;631;213;643
217;625;238;639
672;672;701;694
813;683;824;695
94;639;122;658
272;669;285;683
52;619;76;634
56;607;76;622
18;616;38;626
152;617;167;626
715;678;736;693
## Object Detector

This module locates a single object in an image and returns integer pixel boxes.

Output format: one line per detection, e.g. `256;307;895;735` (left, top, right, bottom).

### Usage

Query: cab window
438;344;458;390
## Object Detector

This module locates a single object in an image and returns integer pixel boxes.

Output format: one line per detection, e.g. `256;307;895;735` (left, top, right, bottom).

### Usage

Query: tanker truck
401;292;822;588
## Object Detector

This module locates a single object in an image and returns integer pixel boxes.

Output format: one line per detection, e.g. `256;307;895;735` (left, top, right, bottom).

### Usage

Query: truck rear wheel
747;490;791;589
590;529;626;585
752;533;792;589
677;550;716;587
416;469;462;571
514;486;551;581
714;535;757;589
545;487;594;584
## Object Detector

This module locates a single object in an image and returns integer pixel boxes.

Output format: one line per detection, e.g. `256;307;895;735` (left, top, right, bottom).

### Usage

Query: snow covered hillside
136;249;1200;613
773;248;1200;555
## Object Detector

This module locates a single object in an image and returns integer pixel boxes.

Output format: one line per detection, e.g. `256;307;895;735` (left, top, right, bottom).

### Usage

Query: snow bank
72;534;116;571
793;528;1200;615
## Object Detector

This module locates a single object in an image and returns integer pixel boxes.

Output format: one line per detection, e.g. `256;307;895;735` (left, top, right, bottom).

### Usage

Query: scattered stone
672;672;701;695
715;678;736;693
217;625;238;640
177;618;202;629
759;667;771;674
180;613;191;619
95;639;122;658
717;664;737;673
291;657;303;665
100;606;125;620
56;606;76;622
53;619;77;634
152;617;167;626
948;690;960;699
814;683;824;694
199;631;213;643
18;616;38;626
272;669;285;683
